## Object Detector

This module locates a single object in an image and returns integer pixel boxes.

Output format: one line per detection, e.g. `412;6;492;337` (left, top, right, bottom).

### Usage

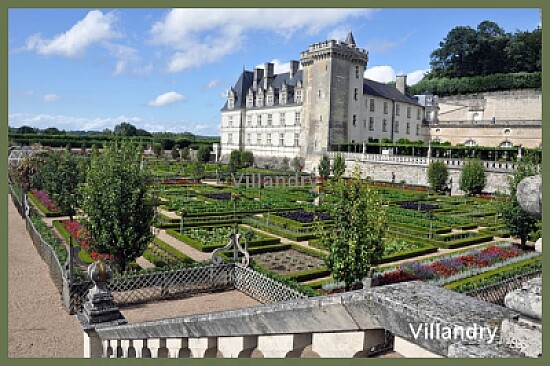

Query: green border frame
2;1;547;365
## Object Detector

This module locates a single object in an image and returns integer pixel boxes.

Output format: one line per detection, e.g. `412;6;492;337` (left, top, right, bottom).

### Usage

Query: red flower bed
31;190;59;212
376;244;524;286
62;220;110;261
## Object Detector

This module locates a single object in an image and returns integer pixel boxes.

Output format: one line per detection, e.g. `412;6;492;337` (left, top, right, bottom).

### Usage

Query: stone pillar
312;331;385;357
257;334;311;357
166;338;189;358
188;337;217;358
77;261;127;358
218;336;257;358
393;336;443;358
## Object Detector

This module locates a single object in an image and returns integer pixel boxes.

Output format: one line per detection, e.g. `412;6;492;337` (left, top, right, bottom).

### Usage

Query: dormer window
227;89;236;110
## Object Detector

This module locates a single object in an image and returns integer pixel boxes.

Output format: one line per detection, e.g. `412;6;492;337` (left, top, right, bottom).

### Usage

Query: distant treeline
8;133;219;150
408;72;540;97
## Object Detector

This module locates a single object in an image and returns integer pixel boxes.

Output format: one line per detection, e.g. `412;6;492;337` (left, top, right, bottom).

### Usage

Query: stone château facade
220;32;424;166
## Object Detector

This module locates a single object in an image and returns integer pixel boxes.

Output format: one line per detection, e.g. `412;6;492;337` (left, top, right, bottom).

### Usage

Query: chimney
253;67;264;91
290;60;299;78
263;62;274;89
396;75;407;94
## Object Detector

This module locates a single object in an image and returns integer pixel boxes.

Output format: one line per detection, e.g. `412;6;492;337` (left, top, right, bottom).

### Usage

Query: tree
152;143;163;157
280;157;290;173
42;151;81;221
500;153;540;247
318;155;331;180
459;159;486;195
240;150;254;168
427;160;449;192
80;141;155;272
228;150;241;173
291;156;304;173
319;177;386;290
43;127;61;135
171;145;180;160
188;160;205;183
332;154;346;180
197;145;211;163
180;147;190;161
113;122;138;136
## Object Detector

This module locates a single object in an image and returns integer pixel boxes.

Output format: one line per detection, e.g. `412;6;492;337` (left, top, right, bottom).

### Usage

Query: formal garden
8;143;541;302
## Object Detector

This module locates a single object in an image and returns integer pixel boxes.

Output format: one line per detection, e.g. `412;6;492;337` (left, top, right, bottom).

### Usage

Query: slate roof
363;79;421;106
222;68;419;110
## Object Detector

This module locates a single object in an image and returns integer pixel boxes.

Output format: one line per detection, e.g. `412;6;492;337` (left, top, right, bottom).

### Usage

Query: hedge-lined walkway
8;195;83;358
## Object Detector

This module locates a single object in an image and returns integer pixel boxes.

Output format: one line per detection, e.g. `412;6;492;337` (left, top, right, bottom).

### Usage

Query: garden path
155;229;212;262
157;207;180;219
8;195;83;357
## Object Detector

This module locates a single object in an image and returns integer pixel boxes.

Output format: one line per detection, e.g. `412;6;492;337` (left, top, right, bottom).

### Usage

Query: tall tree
80;141;155;272
240;150;254;168
332;154;346;180
459;159;486;195
113;122;138;136
43;151;81;221
318;155;331;180
180;147;190;161
291;156;304;173
171;145;180;160
427;160;449;192
197;145;211;163
319;177;386;290
500;152;540;247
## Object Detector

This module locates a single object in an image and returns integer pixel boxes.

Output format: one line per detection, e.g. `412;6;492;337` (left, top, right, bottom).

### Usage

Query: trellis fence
464;270;542;306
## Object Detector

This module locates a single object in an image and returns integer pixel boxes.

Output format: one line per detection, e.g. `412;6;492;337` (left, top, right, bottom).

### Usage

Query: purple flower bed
399;201;440;211
276;210;332;223
203;193;232;200
31;189;59;212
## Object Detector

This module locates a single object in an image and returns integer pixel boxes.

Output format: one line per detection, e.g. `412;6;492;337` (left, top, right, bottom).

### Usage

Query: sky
8;8;541;136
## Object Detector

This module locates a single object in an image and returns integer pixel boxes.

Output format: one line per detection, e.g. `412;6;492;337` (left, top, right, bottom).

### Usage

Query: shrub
459;159;486;195
427;160;448;192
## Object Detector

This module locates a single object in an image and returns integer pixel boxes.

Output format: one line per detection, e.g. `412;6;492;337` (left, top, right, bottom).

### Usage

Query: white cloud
43;94;60;102
364;65;396;83
406;69;429;85
150;9;375;72
24;10;119;58
206;80;219;89
366;31;416;54
148;91;185;107
364;66;428;85
327;26;351;42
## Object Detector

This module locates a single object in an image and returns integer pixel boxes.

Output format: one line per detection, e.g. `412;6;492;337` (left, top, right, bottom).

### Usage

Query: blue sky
8;8;540;136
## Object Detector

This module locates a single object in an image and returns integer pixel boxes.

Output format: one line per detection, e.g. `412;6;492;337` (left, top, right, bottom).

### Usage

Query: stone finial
516;175;542;219
78;260;126;327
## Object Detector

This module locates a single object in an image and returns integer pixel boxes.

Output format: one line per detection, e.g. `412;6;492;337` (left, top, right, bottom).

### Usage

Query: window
355;65;360;79
396;104;400;116
320;115;323;122
280;113;285;125
295;112;301;126
395;121;399;133
363;119;367;128
267;114;273;126
228;116;233;127
247;115;252;126
407;107;411;119
228;133;233;144
352;114;357;126
417;109;421;120
296;91;302;103
500;141;513;148
267;133;272;145
369;99;375;112
246;134;251;145
318;90;322;99
464;139;477;147
382;119;387;132
406;122;410;135
257;135;262;145
267;95;273;105
354;88;358;101
369;117;374;131
416;124;420;135
383;102;388;114
294;133;300;147
279;133;284;146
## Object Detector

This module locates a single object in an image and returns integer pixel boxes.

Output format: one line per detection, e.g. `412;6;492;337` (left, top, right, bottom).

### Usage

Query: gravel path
8;195;83;358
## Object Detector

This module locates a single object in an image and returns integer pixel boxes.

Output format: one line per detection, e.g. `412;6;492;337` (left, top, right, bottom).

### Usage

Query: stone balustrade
83;281;524;358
